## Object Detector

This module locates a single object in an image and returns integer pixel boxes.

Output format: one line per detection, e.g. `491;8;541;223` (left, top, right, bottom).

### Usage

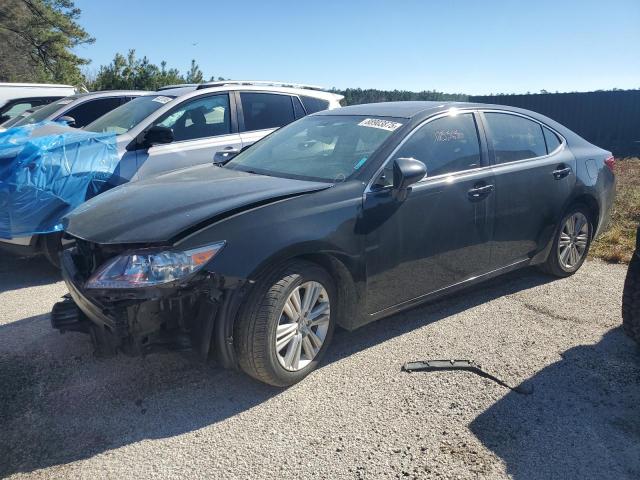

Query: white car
0;81;343;264
1;90;146;130
0;83;78;124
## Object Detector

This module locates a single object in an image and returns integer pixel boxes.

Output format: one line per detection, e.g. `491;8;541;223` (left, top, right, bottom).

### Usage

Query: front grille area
60;237;222;356
70;238;137;281
72;239;103;280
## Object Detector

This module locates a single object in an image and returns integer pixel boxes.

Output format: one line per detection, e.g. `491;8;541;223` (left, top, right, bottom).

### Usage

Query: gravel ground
0;252;638;479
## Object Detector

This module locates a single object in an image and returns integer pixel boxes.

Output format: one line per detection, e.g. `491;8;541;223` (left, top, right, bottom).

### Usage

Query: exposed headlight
85;242;225;289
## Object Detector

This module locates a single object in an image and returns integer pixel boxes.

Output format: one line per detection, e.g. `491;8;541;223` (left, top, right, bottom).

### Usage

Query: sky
74;0;640;95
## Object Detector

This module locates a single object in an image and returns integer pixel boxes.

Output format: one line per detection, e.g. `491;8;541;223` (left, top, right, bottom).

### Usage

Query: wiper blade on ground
402;359;533;395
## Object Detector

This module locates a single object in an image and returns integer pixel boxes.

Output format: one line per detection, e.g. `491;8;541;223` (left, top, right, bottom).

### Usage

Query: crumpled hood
63;164;331;244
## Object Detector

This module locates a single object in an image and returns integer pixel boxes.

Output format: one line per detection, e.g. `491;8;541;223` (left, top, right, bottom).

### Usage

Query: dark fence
469;90;640;157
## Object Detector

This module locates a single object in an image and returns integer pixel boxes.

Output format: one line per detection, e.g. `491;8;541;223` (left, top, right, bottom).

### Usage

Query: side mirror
142;125;174;147
213;147;241;164
57;116;76;127
392;157;427;200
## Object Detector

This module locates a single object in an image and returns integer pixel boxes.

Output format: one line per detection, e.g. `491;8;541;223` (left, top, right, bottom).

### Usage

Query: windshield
11;96;79;127
84;95;175;135
226;115;403;182
2;107;40;128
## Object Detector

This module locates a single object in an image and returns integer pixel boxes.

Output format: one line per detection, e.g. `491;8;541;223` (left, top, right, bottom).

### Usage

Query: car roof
148;84;343;102
314;101;458;118
0;83;76;88
76;90;148;99
314;100;576;120
314;101;586;146
147;86;198;97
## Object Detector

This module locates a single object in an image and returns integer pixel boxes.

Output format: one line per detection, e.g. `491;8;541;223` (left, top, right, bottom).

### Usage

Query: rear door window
240;93;295;131
543;127;562;153
64;97;125;128
484;112;546;163
300;95;330;114
292;96;306;119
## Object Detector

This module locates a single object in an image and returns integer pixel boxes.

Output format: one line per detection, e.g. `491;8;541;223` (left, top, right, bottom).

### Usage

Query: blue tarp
0;122;119;238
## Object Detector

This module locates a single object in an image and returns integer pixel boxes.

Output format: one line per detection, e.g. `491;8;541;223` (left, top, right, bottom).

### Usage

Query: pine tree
0;0;94;84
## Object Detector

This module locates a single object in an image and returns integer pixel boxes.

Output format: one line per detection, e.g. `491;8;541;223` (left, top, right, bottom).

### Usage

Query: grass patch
590;157;640;263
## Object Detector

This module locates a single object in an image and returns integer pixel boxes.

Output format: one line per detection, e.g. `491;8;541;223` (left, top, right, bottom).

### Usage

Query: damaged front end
52;238;247;365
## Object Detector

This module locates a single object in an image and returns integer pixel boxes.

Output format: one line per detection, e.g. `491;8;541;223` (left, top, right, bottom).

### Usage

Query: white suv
0;81;343;264
0;83;77;124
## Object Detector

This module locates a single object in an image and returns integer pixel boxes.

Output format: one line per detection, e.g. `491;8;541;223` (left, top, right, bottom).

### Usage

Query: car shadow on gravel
0;252;60;293
470;327;640;480
0;266;560;477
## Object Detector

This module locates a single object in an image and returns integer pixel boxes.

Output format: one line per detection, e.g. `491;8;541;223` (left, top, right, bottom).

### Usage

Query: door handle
213;147;241;164
467;184;495;200
552;166;571;179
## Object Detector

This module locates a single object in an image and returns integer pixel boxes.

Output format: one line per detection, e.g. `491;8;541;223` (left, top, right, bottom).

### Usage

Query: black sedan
53;101;616;386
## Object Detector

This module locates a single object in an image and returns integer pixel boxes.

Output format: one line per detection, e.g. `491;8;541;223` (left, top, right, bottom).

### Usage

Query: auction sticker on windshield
358;118;403;131
152;96;173;104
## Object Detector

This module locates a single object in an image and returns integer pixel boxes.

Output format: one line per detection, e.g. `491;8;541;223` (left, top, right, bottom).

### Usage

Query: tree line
0;0;469;104
0;1;223;91
1;1;635;105
85;50;225;91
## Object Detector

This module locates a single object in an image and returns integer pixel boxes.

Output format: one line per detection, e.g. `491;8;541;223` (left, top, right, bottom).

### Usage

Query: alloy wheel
275;281;330;371
558;212;589;270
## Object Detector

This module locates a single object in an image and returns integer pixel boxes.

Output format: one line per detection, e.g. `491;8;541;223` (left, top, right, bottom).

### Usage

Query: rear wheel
540;205;593;277
235;260;336;387
622;253;640;344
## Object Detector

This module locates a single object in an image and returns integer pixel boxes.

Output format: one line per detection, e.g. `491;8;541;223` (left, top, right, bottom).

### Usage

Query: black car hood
63;164;331;244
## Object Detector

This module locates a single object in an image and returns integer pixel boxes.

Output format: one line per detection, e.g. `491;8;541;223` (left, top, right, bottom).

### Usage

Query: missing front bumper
54;248;228;358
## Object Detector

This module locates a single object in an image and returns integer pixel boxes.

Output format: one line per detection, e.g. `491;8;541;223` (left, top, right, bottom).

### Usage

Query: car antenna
402;359;533;395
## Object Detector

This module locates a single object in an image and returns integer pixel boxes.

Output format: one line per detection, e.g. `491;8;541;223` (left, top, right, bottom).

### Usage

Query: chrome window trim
479;109;567;164
148;132;242;149
365;108;481;193
365;108;569;193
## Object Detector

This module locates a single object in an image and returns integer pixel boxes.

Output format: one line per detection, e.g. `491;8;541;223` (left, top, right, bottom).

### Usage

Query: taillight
604;155;615;173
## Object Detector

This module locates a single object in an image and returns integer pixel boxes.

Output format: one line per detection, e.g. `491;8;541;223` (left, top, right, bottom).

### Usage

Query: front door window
156;94;231;142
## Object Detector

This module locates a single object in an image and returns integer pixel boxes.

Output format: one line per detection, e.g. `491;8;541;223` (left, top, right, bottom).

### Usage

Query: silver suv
82;81;343;181
0;81;343;264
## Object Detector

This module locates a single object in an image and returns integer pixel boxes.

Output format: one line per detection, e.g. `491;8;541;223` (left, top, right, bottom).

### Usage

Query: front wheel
235;260;336;387
540;206;593;277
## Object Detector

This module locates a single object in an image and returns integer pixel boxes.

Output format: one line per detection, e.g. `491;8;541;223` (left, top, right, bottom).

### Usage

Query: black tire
235;260;336;387
622;253;640;344
41;232;63;269
540;205;593;278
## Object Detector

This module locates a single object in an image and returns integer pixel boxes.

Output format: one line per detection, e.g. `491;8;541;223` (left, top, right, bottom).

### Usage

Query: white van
0;83;78;123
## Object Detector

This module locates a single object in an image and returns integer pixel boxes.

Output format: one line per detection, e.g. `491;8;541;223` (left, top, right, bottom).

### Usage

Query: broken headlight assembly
85;241;226;289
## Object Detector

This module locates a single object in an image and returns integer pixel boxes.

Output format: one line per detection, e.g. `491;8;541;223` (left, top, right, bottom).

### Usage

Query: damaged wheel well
296;253;361;331
211;251;363;368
